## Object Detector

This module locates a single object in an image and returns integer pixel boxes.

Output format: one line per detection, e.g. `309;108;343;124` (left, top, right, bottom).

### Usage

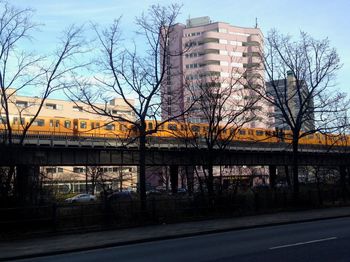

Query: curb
2;213;350;261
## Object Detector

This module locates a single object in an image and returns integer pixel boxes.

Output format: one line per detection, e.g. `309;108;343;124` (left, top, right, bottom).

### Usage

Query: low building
1;89;138;194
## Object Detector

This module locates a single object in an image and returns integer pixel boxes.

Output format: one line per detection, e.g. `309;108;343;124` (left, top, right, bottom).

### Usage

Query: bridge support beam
269;165;277;189
169;165;179;194
340;166;347;200
181;166;194;194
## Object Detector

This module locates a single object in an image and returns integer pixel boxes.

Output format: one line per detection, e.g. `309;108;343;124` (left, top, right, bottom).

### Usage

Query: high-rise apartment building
266;71;315;131
162;16;273;128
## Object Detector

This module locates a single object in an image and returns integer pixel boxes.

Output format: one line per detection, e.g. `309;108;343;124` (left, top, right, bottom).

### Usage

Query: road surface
17;217;350;261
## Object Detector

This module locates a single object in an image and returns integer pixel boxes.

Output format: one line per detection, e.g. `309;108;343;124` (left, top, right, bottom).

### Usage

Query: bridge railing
0;130;349;153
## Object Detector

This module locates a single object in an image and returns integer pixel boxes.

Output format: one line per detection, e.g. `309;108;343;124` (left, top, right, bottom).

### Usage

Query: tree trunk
119;167;123;192
170;165;178;194
207;162;214;197
185;166;194;195
139;132;147;209
15;165;40;205
285;165;291;186
292;139;300;202
269;165;277;189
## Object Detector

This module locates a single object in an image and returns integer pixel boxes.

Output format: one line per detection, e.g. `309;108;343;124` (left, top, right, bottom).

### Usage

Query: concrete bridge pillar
169;165;179;194
182;166;194;194
15;165;40;205
269;165;277;188
340;166;347;199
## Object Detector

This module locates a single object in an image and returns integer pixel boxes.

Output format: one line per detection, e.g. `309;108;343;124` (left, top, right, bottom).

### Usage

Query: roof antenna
255;17;258;28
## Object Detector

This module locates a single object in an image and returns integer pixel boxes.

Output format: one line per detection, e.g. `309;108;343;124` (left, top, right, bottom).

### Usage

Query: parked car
177;188;187;194
107;191;134;202
146;189;162;196
65;193;97;203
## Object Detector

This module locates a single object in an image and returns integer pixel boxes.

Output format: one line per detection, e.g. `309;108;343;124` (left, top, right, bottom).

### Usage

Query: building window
46;167;56;173
230;41;242;46
46;103;57;110
16;100;28;107
73;106;83;112
73;167;84;173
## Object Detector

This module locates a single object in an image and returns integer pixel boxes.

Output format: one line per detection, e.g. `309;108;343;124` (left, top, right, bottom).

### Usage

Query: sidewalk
1;206;350;261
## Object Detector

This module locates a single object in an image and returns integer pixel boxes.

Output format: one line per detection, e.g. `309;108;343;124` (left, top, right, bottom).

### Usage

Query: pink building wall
161;17;274;129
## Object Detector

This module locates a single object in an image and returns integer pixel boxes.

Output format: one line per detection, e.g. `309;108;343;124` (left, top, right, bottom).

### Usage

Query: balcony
242;41;260;47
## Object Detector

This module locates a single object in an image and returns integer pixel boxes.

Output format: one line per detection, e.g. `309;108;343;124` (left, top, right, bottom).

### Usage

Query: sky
11;0;350;96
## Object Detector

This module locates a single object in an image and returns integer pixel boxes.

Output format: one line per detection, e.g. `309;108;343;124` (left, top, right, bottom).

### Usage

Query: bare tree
254;30;347;199
0;1;86;204
68;4;192;204
179;68;264;196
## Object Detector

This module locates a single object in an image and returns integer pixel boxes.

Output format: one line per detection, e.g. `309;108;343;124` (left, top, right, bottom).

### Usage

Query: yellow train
1;115;349;147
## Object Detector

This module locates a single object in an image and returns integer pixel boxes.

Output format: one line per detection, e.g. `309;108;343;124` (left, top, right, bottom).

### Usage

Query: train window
80;121;87;129
181;125;184;131
64;120;71;128
265;131;271;136
191;125;200;132
55;120;60;128
57;167;64;173
256;130;264;136
32;119;45;126
148;122;153;130
248;130;253;135
222;129;227;134
239;130;246;135
13;117;25;125
91;122;95;129
168;124;177;131
105;124;115;131
0;117;7;124
96;123;100;128
119;124;128;131
49;120;54;127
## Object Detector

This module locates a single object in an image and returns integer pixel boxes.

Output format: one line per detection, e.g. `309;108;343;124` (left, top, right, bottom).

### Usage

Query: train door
73;119;79;136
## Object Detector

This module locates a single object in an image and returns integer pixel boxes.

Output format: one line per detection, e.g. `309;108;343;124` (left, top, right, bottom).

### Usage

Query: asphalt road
17;217;350;262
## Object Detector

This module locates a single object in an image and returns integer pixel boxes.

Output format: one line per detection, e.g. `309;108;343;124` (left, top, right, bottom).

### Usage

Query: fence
0;188;349;239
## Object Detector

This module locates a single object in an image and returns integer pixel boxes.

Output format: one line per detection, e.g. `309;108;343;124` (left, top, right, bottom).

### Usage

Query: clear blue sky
13;0;350;95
